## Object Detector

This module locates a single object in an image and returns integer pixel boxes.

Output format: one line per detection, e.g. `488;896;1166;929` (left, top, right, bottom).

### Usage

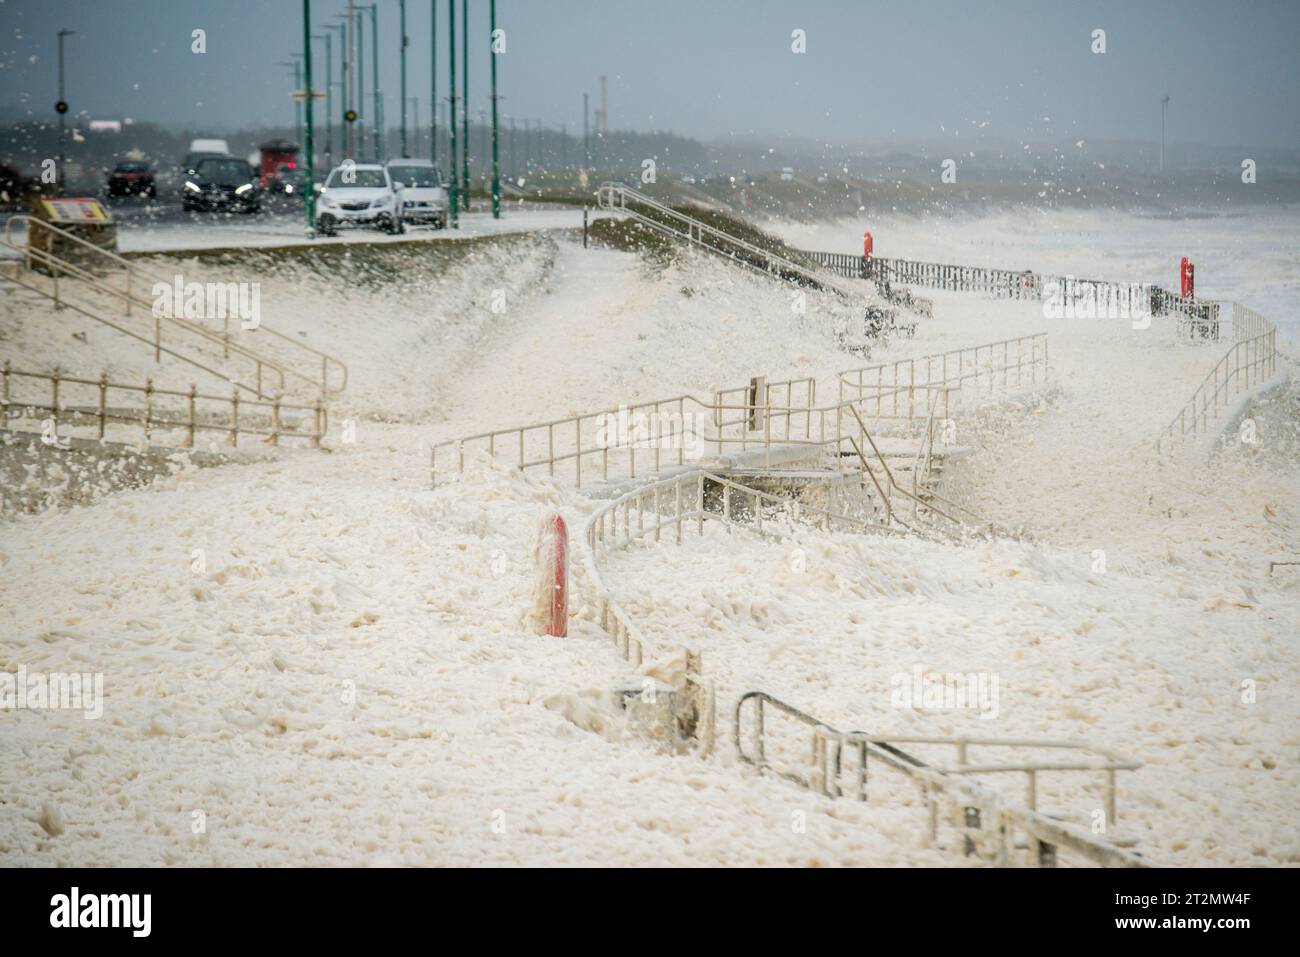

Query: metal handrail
4;216;348;397
837;332;1049;407
432;332;1046;492
595;184;866;301
582;468;913;754
1;361;326;448
1155;301;1279;454
2;235;290;398
842;402;989;536
734;690;1146;868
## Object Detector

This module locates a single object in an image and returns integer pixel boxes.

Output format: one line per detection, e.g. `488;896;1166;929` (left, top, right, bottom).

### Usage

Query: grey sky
2;0;1297;148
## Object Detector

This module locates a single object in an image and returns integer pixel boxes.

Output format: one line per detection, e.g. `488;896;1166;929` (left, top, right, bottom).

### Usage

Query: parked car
315;164;404;236
181;150;229;178
105;160;156;198
181;156;261;213
265;162;310;196
385;158;447;228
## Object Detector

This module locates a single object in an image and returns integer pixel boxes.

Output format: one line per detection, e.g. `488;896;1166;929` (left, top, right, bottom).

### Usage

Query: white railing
838;333;1050;414
432;334;1047;492
1156;302;1279;454
1;362;326;449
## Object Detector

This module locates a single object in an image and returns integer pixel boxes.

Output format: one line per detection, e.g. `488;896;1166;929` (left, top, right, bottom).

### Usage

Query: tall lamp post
461;0;469;210
328;23;348;157
489;0;500;218
430;1;438;166
56;28;75;195
447;0;458;225
362;3;381;161
354;11;366;160
398;0;408;158
302;0;317;236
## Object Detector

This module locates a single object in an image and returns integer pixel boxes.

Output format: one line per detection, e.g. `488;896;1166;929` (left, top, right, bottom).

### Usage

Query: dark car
105;161;156;198
181;157;261;214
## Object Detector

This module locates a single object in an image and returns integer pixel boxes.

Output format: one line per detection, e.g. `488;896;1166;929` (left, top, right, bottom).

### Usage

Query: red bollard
540;514;568;637
1180;257;1194;298
863;231;873;259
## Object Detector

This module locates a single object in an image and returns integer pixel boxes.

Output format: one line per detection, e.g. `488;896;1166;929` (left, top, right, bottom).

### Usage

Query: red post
1180;257;1194;298
863;231;873;259
543;514;568;637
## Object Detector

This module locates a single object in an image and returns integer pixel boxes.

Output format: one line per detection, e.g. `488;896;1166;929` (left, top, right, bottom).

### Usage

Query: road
2;192;593;255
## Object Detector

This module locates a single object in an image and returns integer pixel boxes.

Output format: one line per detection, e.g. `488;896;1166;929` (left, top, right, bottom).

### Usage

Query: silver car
315;163;405;236
385;158;449;229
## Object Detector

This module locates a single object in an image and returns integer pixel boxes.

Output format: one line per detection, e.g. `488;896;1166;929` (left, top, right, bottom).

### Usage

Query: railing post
676;475;686;540
229;389;239;446
98;372;108;441
144;377;153;443
697;472;705;535
187;384;197;447
271;398;281;447
51;367;61;438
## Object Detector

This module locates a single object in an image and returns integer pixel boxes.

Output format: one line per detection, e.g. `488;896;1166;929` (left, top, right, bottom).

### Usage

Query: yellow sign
39;197;110;223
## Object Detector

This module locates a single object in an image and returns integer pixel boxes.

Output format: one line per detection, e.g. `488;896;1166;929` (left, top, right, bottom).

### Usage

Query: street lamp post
364;4;381;162
302;0;317;236
430;1;437;165
489;0;500;218
335;11;355;157
447;0;458;225
56;28;75;195
355;11;366;160
328;23;347;157
399;0;408;158
461;0;469;210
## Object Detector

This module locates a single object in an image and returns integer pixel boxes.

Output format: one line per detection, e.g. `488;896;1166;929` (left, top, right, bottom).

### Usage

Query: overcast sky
2;0;1298;148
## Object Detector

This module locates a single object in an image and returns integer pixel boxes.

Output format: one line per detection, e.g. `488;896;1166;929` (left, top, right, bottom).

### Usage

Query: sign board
38;197;110;223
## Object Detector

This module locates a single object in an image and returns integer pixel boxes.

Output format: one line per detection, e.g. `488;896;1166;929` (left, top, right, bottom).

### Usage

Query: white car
386;158;448;228
315;163;405;236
